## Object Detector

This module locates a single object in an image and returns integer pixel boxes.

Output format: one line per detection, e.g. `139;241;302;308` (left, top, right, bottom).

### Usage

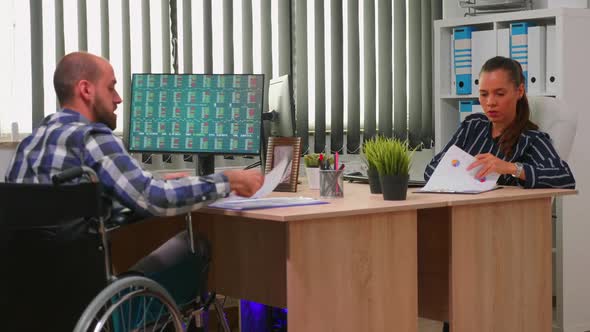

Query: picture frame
265;136;302;192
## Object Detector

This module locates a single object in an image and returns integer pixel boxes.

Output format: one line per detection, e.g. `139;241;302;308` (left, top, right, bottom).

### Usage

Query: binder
497;28;510;58
510;22;529;88
471;30;496;94
453;27;473;95
546;25;558;95
459;100;481;123
527;26;546;95
472;102;484;115
451;34;456;93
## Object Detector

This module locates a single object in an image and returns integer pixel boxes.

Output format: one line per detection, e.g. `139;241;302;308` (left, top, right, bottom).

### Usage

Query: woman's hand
467;153;516;179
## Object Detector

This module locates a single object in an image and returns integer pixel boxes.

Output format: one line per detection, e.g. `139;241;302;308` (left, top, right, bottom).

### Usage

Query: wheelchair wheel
74;275;184;332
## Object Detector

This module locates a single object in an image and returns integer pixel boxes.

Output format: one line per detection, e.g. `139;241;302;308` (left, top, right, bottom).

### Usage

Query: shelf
459;0;532;16
441;95;479;99
459;0;531;11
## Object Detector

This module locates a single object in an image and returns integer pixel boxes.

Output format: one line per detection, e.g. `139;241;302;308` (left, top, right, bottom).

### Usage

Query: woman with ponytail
425;56;575;189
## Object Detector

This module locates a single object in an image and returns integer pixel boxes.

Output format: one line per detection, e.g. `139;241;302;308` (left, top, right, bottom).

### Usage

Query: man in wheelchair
3;52;264;331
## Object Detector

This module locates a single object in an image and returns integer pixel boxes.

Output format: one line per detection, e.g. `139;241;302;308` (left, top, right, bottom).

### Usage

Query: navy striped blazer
424;113;575;189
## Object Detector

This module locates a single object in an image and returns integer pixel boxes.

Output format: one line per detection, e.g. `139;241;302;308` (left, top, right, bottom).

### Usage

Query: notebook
343;174;427;188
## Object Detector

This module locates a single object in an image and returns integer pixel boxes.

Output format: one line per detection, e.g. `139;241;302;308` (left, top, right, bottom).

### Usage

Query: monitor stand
196;154;215;176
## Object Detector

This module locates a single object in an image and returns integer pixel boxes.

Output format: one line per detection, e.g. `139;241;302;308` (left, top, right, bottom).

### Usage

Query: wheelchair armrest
106;209;144;227
52;166;99;185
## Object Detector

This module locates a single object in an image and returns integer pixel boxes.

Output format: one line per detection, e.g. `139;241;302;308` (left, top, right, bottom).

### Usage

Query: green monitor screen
128;73;264;155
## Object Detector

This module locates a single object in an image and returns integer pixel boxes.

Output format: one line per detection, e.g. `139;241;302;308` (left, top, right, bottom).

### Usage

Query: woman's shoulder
462;113;489;125
522;128;551;141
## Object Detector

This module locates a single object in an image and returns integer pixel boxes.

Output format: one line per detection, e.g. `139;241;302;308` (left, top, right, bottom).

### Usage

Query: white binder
497;28;510;58
527;26;547;95
451;34;456;94
471;30;496;95
459;100;483;123
472;103;484;115
546;25;558;95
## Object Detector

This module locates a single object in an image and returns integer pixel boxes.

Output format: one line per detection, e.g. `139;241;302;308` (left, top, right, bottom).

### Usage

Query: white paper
216;156;290;203
209;196;327;210
420;145;500;194
250;157;289;198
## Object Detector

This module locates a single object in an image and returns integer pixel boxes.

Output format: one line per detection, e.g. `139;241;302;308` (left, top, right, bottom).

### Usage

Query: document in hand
209;156;327;210
419;145;500;194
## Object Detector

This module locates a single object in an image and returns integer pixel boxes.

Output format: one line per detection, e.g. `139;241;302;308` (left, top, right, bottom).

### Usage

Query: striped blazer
424;113;575;189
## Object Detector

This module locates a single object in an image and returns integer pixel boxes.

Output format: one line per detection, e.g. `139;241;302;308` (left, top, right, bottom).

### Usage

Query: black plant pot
367;167;382;194
379;174;409;200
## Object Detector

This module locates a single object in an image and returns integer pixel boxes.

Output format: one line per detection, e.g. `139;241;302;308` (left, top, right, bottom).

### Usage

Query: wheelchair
0;166;230;332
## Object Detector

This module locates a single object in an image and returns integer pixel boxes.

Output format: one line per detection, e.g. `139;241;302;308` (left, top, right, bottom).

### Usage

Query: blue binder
510;22;529;88
453;27;473;95
459;100;480;123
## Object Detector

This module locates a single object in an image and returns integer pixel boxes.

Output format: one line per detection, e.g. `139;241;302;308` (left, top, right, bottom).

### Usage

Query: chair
0;180;111;332
1;168;231;332
528;96;578;161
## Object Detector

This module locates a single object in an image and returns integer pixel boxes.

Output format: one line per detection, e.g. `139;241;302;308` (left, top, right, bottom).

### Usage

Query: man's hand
467;153;516;179
224;169;264;197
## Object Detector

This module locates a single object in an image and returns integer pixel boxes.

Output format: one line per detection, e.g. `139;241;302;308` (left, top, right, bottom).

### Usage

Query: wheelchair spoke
151;303;166;332
127;293;134;332
75;276;185;332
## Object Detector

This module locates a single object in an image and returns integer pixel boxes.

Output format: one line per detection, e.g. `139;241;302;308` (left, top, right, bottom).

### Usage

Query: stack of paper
210;156;327;210
209;196;327;211
419;145;500;194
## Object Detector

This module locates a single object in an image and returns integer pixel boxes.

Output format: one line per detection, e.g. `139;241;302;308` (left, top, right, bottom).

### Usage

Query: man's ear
77;80;94;103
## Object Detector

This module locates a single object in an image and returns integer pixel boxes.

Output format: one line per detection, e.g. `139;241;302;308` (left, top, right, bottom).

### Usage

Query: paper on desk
209;157;321;210
419;145;500;194
216;156;290;203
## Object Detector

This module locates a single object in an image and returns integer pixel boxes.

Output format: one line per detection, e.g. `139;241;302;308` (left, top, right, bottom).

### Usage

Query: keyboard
342;174;426;188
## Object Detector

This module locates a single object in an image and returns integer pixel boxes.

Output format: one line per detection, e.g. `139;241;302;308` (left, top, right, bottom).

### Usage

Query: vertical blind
18;0;441;154
292;0;442;153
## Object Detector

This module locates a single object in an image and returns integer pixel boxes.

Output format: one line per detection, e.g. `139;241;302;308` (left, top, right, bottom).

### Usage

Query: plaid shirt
5;109;230;217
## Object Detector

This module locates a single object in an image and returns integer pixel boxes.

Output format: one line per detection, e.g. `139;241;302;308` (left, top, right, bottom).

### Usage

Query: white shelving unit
434;8;590;332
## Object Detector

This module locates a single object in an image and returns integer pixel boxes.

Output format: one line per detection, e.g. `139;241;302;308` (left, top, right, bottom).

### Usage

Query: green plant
370;138;416;176
362;136;386;171
303;153;334;168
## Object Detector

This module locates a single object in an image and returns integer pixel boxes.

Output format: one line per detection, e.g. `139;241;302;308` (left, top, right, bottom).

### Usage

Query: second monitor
267;74;295;137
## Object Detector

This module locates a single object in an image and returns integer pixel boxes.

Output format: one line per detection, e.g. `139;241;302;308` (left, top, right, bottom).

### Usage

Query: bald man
6;52;265;291
6;52;263;216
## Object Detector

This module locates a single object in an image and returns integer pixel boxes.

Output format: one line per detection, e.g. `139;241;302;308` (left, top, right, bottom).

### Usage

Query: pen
319;153;324;170
338;164;345;171
335;152;339;171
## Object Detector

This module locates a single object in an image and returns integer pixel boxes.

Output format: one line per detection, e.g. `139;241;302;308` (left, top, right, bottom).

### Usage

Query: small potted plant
373;138;415;200
362;136;385;194
303;153;333;189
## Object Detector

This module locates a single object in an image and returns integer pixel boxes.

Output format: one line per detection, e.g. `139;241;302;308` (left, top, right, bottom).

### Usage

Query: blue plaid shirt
5;109;231;217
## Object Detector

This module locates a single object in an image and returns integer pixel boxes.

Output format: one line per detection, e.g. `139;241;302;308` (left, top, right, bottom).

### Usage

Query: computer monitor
128;73;265;175
267;75;295;137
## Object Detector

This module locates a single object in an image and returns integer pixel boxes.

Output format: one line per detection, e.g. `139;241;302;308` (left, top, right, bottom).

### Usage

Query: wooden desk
193;184;448;332
416;187;575;332
110;183;574;332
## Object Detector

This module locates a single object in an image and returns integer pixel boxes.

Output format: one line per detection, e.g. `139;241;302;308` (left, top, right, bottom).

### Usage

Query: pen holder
320;170;344;198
